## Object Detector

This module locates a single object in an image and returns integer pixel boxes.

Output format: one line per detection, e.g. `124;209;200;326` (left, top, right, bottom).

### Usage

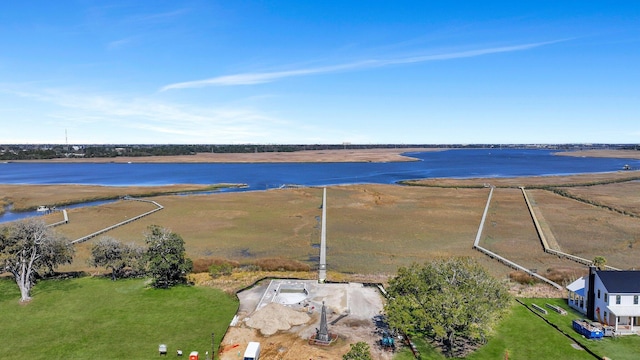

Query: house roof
608;305;640;317
567;276;586;293
597;270;640;293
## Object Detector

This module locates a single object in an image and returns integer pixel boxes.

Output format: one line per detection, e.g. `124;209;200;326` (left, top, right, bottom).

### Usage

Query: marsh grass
0;184;218;213
53;185;488;275
6;178;640;277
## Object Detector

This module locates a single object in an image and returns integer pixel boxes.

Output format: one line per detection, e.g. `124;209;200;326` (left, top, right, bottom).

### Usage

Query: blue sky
0;1;638;144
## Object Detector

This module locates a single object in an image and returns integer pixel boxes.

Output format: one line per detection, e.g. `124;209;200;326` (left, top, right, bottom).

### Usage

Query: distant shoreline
554;149;640;160
8;147;441;163
6;148;640;164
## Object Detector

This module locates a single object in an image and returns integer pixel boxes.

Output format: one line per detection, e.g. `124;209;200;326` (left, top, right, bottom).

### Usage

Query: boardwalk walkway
473;186;563;289
474;186;621;290
520;187;618;271
69;197;164;245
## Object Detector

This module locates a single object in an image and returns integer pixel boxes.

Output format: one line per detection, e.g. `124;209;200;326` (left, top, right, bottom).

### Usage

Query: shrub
509;271;539;285
209;263;234;278
545;267;587;285
192;257;239;273
252;258;311;272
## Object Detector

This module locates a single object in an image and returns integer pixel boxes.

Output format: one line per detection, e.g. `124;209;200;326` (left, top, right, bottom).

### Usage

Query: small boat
36;206;50;212
623;164;631;170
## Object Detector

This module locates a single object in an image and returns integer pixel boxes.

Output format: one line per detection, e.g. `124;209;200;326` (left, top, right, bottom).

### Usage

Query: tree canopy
385;257;511;357
342;341;372;360
144;225;192;289
592;256;607;270
0;219;74;302
90;236;145;280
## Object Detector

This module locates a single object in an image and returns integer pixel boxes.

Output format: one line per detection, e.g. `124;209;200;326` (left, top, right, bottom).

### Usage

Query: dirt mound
245;303;311;336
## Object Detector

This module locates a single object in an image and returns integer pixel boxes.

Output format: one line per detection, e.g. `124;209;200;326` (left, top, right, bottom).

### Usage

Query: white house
567;267;640;334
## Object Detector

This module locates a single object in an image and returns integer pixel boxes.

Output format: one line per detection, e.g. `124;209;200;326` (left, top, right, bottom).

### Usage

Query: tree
592;256;607;270
0;219;74;302
144;225;192;289
89;236;145;280
385;257;511;358
343;341;372;360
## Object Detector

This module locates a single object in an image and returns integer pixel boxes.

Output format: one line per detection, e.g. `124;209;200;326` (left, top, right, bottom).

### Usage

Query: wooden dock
70;198;163;245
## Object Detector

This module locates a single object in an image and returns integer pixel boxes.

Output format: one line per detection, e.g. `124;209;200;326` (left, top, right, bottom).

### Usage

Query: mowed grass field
3;276;636;360
0;277;238;360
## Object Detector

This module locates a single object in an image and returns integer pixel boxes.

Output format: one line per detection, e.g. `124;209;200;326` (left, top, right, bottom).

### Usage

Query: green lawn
393;298;627;360
518;298;640;360
0;277;238;359
3;278;639;360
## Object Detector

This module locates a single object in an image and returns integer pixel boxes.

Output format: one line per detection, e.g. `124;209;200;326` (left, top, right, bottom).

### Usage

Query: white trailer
243;342;260;360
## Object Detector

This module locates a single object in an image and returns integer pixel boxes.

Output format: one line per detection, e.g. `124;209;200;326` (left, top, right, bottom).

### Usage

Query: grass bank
0;277;238;359
0;183;239;214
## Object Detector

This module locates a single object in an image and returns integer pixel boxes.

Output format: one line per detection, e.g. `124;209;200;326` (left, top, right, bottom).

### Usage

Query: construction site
219;279;390;359
218;188;394;359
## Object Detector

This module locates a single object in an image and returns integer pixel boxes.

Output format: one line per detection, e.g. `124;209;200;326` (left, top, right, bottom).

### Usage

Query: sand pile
245;303;311;336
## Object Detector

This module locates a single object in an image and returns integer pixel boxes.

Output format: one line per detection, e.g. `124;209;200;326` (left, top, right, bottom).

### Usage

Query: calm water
1;149;637;222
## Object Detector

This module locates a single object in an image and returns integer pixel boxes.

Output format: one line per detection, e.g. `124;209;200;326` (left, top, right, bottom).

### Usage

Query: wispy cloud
161;39;568;91
107;37;136;50
125;9;189;24
1;86;293;143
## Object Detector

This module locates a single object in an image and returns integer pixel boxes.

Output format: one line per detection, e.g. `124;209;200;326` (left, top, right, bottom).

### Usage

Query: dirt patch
245;303;311;336
220;280;393;360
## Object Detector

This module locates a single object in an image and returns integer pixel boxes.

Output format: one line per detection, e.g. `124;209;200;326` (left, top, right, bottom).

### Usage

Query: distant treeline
1;143;638;160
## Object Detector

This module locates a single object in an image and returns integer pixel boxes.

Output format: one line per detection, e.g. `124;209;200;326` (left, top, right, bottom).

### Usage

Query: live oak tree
385;257;511;358
0;219;74;303
144;225;192;289
89;236;145;281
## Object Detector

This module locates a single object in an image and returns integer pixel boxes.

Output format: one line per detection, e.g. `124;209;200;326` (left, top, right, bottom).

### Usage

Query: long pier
46;209;69;228
70;197;163;245
318;187;327;283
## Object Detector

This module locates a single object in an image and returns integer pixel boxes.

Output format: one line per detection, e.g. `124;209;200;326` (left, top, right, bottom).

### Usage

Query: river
1;149;637;223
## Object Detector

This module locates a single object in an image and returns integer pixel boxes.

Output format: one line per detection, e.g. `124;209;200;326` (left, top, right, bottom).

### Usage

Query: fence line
70;198;163;245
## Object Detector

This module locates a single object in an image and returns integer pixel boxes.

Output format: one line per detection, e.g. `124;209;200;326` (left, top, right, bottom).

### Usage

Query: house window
598;290;601;299
634;295;638;305
604;311;608;321
604;293;608;303
616;295;621;305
